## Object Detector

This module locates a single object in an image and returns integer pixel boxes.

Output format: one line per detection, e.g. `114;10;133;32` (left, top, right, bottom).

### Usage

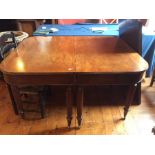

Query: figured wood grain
0;36;148;74
0;36;75;74
75;36;148;73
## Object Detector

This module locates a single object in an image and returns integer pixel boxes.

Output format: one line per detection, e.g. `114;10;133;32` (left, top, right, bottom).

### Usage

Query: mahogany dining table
0;36;148;128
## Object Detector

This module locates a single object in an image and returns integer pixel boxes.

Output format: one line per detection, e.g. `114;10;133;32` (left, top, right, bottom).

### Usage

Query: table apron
3;72;144;86
3;74;75;86
76;73;144;85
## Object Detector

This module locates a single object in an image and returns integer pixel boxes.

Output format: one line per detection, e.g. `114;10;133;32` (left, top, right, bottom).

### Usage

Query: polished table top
0;36;148;75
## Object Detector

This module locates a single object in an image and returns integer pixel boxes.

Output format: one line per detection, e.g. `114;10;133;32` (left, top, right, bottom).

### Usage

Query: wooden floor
0;78;155;135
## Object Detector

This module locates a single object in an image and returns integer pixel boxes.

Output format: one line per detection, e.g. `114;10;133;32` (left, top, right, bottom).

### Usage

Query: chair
19;86;48;119
150;68;155;86
0;31;48;119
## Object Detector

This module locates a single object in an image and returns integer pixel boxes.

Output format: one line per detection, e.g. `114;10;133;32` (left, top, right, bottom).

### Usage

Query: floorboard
0;78;155;135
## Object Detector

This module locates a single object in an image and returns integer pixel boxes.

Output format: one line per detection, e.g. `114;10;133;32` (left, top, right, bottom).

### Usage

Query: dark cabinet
16;19;45;36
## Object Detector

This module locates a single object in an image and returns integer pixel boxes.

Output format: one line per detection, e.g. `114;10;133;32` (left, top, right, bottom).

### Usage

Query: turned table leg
124;84;137;119
66;87;73;128
7;84;19;115
77;87;83;128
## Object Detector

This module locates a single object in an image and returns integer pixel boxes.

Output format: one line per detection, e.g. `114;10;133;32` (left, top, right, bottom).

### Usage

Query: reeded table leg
77;87;83;128
124;84;137;119
66;87;73;128
7;84;19;115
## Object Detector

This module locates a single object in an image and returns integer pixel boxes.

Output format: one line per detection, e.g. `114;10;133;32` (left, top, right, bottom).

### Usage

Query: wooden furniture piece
150;68;155;86
0;32;47;119
16;20;45;36
6;84;47;119
74;36;148;127
0;36;148;128
0;36;75;127
18;86;47;119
